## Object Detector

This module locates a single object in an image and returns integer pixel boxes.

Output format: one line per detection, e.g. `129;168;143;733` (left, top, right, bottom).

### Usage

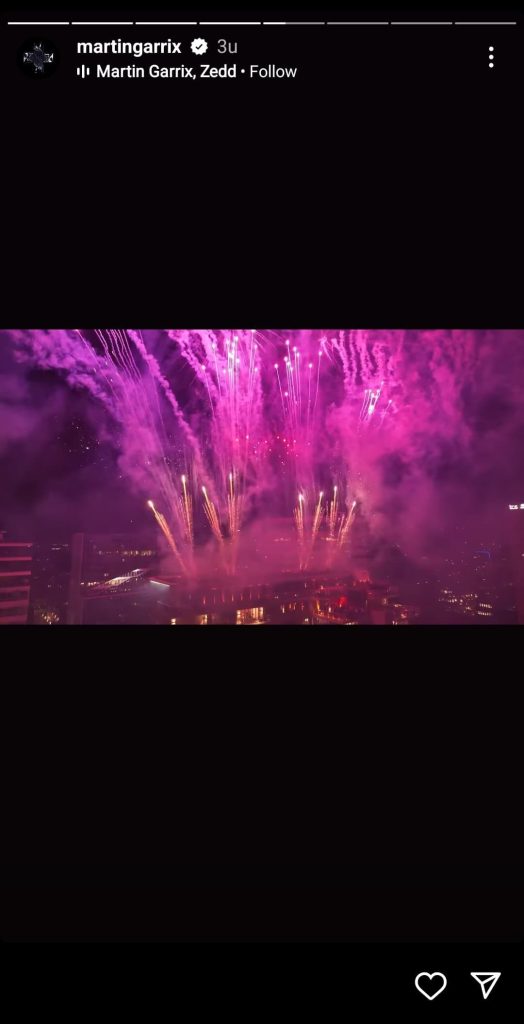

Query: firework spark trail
306;361;313;433
328;485;339;539
319;333;336;364
293;492;306;569
227;471;241;537
378;399;393;429
180;474;193;546
202;486;224;547
338;500;357;547
311;490;324;549
358;382;385;428
325;483;349;567
294;492;305;545
147;500;187;573
297;489;325;570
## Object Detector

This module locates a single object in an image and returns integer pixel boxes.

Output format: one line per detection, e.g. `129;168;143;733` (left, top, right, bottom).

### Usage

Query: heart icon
415;972;447;1001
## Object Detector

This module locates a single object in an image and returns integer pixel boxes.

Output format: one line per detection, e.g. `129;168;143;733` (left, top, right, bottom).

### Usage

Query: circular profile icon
17;39;59;78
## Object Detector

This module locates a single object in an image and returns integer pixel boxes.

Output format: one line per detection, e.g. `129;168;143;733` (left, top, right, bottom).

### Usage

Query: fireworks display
5;329;524;582
166;329;266;572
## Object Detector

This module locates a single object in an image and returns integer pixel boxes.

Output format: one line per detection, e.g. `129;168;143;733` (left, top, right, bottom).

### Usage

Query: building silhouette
507;503;524;624
0;531;33;624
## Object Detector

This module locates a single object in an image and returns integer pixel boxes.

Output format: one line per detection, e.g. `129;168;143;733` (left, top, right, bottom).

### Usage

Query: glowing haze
6;329;524;576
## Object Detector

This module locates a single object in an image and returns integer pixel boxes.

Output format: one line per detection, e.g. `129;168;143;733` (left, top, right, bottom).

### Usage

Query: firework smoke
7;329;524;579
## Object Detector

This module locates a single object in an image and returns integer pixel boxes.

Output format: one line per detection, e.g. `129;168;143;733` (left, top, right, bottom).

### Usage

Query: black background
2;6;522;324
2;0;523;996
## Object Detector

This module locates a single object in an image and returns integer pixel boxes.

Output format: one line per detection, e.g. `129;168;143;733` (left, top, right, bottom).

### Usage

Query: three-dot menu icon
489;45;494;69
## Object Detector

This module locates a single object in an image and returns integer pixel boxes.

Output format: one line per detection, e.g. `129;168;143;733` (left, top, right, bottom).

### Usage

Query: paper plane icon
470;973;501;999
